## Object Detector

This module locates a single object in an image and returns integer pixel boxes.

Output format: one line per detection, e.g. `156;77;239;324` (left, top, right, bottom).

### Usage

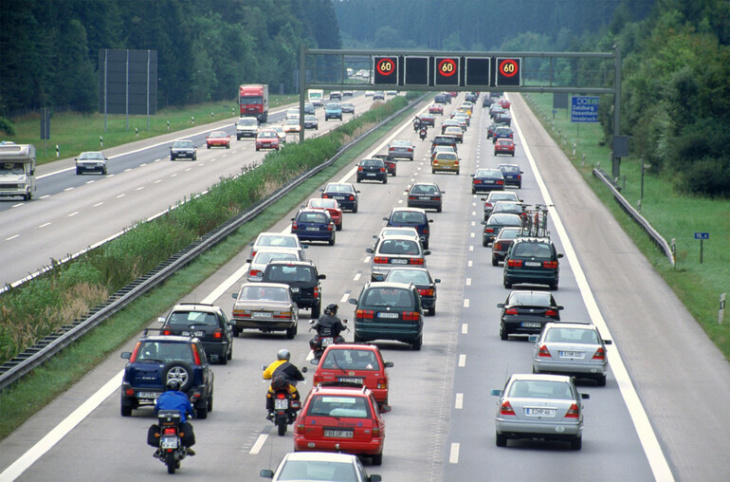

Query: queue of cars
117;91;614;479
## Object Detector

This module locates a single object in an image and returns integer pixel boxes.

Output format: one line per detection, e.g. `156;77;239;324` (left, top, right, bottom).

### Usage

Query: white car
271;125;287;144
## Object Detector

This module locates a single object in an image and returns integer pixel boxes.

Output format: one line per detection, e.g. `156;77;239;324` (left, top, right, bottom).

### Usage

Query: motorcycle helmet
166;379;181;391
324;303;338;316
277;349;291;361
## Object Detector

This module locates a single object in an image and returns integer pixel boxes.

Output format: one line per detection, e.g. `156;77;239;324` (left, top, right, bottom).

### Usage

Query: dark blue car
321;182;359;212
498;164;523;188
383;207;433;249
291;208;336;245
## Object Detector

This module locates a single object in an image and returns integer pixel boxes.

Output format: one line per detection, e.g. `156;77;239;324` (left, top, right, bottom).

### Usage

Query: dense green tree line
0;0;342;115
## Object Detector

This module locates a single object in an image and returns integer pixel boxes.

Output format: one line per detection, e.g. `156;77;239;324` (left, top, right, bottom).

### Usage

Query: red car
499;99;511;109
312;344;394;408
372;154;397;176
206;131;231;149
255;129;280;151
294;386;388;465
306;198;343;231
428;104;444;115
494;138;515;157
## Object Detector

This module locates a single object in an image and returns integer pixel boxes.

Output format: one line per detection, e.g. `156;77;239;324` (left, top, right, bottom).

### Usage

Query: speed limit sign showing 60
374;57;398;85
496;57;521;86
435;57;459;85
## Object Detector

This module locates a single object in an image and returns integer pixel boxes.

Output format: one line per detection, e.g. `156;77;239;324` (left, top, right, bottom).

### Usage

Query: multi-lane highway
1;92;728;482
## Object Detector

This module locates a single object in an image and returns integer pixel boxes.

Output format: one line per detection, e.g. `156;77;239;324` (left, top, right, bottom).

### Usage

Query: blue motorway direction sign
571;96;600;123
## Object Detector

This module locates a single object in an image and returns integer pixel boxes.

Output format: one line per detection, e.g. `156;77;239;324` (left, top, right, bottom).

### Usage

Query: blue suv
384;207;433;249
120;332;214;418
324;102;343;121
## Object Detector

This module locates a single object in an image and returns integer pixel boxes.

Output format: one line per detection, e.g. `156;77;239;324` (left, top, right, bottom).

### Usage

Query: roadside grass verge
0;95;420;441
4;95;298;165
524;93;730;357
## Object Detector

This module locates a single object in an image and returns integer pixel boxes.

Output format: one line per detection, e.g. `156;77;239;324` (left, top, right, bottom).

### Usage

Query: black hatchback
356;158;388;184
321;182;360;212
384;207;433;249
471;168;505;194
497;290;563;340
158;303;234;364
503;237;563;290
261;260;326;318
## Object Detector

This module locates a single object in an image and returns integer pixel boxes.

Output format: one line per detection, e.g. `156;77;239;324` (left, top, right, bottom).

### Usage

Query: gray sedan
230;282;299;338
491;373;589;450
531;322;612;386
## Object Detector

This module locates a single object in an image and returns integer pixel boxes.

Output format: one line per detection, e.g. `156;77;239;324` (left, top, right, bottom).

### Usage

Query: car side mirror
490;389;502;396
260;469;275;478
310;358;320;366
497;303;505;308
557;306;564;310
318;274;326;280
157;316;165;323
384;361;394;368
348;298;358;305
380;405;392;413
423;250;431;255
246;258;252;263
382;217;388;221
580;393;590;400
428;219;433;223
557;253;564;258
301;366;308;373
232;293;238;299
121;352;131;359
604;339;613;345
366;248;374;254
434;279;441;284
528;335;539;343
481;221;487;225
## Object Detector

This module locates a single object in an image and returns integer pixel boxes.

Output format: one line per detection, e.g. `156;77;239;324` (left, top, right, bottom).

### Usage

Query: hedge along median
0;96;411;367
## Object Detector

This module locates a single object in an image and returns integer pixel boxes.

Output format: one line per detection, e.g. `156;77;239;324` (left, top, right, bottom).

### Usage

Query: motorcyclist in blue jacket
153;379;196;455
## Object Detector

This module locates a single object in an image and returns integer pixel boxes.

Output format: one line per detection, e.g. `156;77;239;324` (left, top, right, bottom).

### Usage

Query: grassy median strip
0;95;420;441
524;93;730;358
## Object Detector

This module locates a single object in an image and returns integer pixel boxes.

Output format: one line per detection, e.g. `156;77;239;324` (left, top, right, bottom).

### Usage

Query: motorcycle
264;366;307;436
413;119;421;132
309;319;348;361
419;127;428;141
154;410;189;474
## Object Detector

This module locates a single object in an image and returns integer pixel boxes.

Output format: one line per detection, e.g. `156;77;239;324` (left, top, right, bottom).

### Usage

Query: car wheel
596;374;607;387
231;326;240;337
437;205;442;213
226;144;230;149
500;324;508;341
483;239;488;247
427;305;436;317
285;326;296;339
570;436;582;451
121;404;132;417
102;168;108;175
550;282;559;291
336;222;342;231
456;170;460;175
496;433;507;447
193;155;197;161
492;256;499;266
76;169;82;175
371;453;383;466
329;234;335;246
256;147;260;151
504;278;512;289
518;183;522;189
352;205;358;213
311;303;321;319
472;188;476;194
383;177;387;184
207;394;214;412
432;169;436;174
356;178;361;183
423;241;429;249
412;335;423;351
162;361;194;391
196;403;208;420
227;346;233;360
219;352;228;365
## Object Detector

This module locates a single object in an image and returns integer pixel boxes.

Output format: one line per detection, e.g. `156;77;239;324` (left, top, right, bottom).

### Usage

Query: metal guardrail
592;167;676;267
0;97;422;393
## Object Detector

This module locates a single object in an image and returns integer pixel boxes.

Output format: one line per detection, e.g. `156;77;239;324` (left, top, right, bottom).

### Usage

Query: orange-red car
306;198;343;231
294;386;388;465
206;130;230;149
312;344;393;407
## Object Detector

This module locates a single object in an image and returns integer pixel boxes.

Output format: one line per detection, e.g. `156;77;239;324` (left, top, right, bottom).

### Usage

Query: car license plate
182;331;204;337
485;180;495;184
161;436;179;449
377;312;399;318
338;377;364;385
274;399;289;410
334;196;345;200
253;312;270;318
521;322;542;328
367;173;376;177
324;429;353;438
137;391;160;400
419;196;431;200
525;261;542;267
306;227;320;231
390;259;408;264
559;351;585;359
321;337;334;347
525;408;556;417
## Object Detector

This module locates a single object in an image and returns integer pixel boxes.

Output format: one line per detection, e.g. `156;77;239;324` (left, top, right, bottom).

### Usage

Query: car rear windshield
137;341;194;363
168;311;219;327
512;242;553;259
361;159;383;167
257;235;298;248
546;328;598;344
391;211;426;224
265;265;316;283
254;252;298;264
387;270;429;285
362;287;414;309
298;212;328;223
307;395;371;418
378;239;421;255
321;349;380;371
239;285;289;301
509;291;552;306
509;380;573;400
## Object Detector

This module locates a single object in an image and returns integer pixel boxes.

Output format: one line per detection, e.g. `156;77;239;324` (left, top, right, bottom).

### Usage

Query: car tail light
538;345;552;358
273;312;293;319
314;286;320;299
357;309;375;319
454;160;459;165
409;258;425;265
565;403;580;418
162;329;173;335
433;197;441;201
504;308;518;315
313;375;323;385
377;377;388;389
500;401;515;416
380;167;385;172
358;166;363;172
545;309;558;317
494;242;503;250
592;347;606;360
418;288;434;296
402;311;420;321
295;423;305;434
191;344;202;365
348;195;355;201
516;174;521;180
327;224;333;231
485;202;493;208
423;227;429;235
322;193;330;199
213;331;223;339
233;310;251;318
373;257;389;264
409;196;417;200
251;250;258;257
249;269;261;277
496;180;504;185
126;388;135;396
407;147;413;152
543;261;559;269
485;228;495;233
433;160;439;165
507;259;523;267
292;221;298;229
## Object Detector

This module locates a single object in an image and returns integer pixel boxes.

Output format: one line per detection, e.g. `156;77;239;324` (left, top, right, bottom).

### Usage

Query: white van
236;117;259;140
0;143;36;201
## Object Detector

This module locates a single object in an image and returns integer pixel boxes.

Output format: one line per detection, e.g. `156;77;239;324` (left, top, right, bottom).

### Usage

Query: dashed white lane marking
455;393;463;409
461;324;468;334
39;223;51;228
449;443;460;464
249;434;268;455
458;354;466;367
466;278;471;286
463;299;470;308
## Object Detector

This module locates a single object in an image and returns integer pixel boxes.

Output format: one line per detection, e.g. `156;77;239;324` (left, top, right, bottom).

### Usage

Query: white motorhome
308;89;324;108
0;143;36;201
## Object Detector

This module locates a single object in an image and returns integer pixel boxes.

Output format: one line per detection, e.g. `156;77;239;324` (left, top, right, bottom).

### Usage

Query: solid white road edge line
511;95;674;482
